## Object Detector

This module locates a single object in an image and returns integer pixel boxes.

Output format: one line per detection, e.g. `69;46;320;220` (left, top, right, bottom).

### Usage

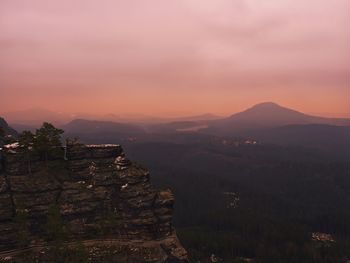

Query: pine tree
33;122;64;165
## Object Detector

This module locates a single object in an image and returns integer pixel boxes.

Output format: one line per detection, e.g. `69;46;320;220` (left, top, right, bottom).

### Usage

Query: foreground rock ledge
0;143;188;263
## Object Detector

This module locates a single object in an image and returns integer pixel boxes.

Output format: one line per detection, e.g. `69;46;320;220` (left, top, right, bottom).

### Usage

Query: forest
124;139;350;262
1;122;350;262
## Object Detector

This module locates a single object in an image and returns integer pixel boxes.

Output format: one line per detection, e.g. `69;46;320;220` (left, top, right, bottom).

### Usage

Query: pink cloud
0;0;349;116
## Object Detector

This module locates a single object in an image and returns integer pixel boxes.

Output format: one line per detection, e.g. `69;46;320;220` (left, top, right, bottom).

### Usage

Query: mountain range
2;102;350;261
2;102;350;151
1;108;222;129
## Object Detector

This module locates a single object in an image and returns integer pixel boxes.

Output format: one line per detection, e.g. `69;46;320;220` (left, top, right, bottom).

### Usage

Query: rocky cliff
0;117;17;139
0;143;188;262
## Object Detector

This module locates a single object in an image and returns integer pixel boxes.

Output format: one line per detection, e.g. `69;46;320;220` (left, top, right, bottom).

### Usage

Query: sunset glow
1;0;349;117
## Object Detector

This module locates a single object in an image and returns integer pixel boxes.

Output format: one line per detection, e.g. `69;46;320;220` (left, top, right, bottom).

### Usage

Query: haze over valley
1;101;350;261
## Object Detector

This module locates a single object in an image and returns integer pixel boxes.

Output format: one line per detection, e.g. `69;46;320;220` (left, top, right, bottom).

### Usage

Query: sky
1;0;350;117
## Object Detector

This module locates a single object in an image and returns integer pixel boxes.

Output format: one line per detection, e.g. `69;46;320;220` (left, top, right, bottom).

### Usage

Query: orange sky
1;0;350;117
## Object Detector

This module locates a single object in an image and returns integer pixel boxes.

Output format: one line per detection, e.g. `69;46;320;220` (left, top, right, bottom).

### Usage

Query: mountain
95;113;222;124
99;113;164;123
2;108;223;127
204;102;350;136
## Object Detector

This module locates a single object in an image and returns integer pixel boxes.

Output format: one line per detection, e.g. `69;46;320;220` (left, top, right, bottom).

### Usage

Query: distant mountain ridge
2;108;222;127
63;119;145;134
228;102;350;125
5;103;349;130
4;102;350;141
204;102;350;136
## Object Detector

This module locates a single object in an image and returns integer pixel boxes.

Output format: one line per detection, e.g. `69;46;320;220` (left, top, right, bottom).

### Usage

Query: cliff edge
0;142;188;262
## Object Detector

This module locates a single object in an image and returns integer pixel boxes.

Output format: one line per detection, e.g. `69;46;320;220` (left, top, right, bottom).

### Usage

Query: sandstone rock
0;143;188;262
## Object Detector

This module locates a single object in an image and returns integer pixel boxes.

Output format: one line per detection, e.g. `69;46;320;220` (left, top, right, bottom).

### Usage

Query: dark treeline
124;140;350;262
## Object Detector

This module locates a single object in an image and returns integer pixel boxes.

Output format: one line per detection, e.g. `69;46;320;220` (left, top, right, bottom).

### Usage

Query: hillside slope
204;102;350;136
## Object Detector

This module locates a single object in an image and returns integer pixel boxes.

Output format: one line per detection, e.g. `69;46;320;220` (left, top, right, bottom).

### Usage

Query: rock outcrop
0;143;188;262
0;117;17;140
